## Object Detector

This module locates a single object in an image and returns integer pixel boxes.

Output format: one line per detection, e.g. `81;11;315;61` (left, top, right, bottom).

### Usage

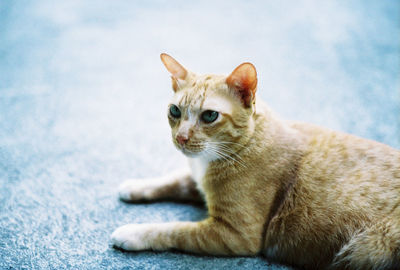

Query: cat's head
160;53;257;161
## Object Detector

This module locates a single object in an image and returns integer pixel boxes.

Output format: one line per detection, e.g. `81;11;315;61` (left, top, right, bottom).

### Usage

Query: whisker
205;143;247;169
207;141;248;165
205;147;229;163
207;141;246;148
214;144;246;164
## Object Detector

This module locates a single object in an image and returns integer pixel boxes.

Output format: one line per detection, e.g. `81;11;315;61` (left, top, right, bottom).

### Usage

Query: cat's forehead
170;74;233;114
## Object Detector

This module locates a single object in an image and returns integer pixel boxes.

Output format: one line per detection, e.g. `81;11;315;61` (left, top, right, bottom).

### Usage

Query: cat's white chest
188;157;209;194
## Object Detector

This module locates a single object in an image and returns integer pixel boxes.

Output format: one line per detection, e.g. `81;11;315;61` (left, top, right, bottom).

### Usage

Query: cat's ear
226;63;257;108
160;53;188;92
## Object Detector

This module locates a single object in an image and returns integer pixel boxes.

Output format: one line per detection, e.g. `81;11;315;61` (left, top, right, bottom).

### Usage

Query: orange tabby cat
111;53;400;270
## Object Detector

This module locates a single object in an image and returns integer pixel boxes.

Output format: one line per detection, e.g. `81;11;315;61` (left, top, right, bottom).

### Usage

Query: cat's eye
169;104;181;118
201;110;219;123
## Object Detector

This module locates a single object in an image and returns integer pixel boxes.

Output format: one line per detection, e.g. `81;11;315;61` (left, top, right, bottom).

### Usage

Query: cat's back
289;120;400;175
263;120;400;268
288;120;400;218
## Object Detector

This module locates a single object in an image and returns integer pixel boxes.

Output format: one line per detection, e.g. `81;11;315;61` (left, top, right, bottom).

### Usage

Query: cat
111;53;400;270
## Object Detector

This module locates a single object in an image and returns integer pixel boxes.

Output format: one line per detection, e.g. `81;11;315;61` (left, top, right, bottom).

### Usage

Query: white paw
117;179;162;201
111;224;151;251
117;180;139;201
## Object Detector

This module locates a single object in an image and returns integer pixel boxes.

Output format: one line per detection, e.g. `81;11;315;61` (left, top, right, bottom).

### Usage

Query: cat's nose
176;135;189;146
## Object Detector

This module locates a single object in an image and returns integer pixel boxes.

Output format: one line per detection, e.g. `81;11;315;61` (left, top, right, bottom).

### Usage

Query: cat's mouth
174;141;205;157
181;148;201;157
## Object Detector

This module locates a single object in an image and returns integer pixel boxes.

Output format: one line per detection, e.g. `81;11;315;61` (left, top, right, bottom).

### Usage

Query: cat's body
112;54;400;270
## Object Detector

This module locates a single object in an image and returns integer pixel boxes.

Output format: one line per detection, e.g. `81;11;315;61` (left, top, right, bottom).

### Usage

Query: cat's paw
117;179;160;201
111;224;151;251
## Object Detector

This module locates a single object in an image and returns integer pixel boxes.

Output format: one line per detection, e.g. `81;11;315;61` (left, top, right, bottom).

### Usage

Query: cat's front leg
111;218;260;255
118;169;202;202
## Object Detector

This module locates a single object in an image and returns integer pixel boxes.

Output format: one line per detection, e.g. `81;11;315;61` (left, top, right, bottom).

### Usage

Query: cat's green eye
169;104;181;118
201;110;219;123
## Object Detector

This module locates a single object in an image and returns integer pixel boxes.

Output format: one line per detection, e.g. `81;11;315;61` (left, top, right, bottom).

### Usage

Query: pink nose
176;135;189;146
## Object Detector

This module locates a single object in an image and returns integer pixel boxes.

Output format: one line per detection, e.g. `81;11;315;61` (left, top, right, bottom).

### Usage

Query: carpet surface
0;1;399;269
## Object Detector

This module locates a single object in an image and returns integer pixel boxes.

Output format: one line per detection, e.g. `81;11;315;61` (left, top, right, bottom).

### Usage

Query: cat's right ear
160;53;188;92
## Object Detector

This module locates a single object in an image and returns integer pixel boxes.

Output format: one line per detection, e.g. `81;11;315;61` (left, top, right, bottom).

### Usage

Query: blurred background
0;0;399;269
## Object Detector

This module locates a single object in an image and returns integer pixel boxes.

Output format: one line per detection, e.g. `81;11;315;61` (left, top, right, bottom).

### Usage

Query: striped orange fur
112;54;400;270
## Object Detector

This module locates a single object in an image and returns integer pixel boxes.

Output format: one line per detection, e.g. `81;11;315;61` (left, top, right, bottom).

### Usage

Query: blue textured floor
0;1;399;269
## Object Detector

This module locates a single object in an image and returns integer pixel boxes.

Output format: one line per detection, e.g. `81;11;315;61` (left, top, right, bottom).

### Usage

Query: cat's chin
181;149;202;158
177;147;204;158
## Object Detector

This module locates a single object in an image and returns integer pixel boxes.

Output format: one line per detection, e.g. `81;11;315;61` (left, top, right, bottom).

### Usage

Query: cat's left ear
226;63;257;108
160;53;188;92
